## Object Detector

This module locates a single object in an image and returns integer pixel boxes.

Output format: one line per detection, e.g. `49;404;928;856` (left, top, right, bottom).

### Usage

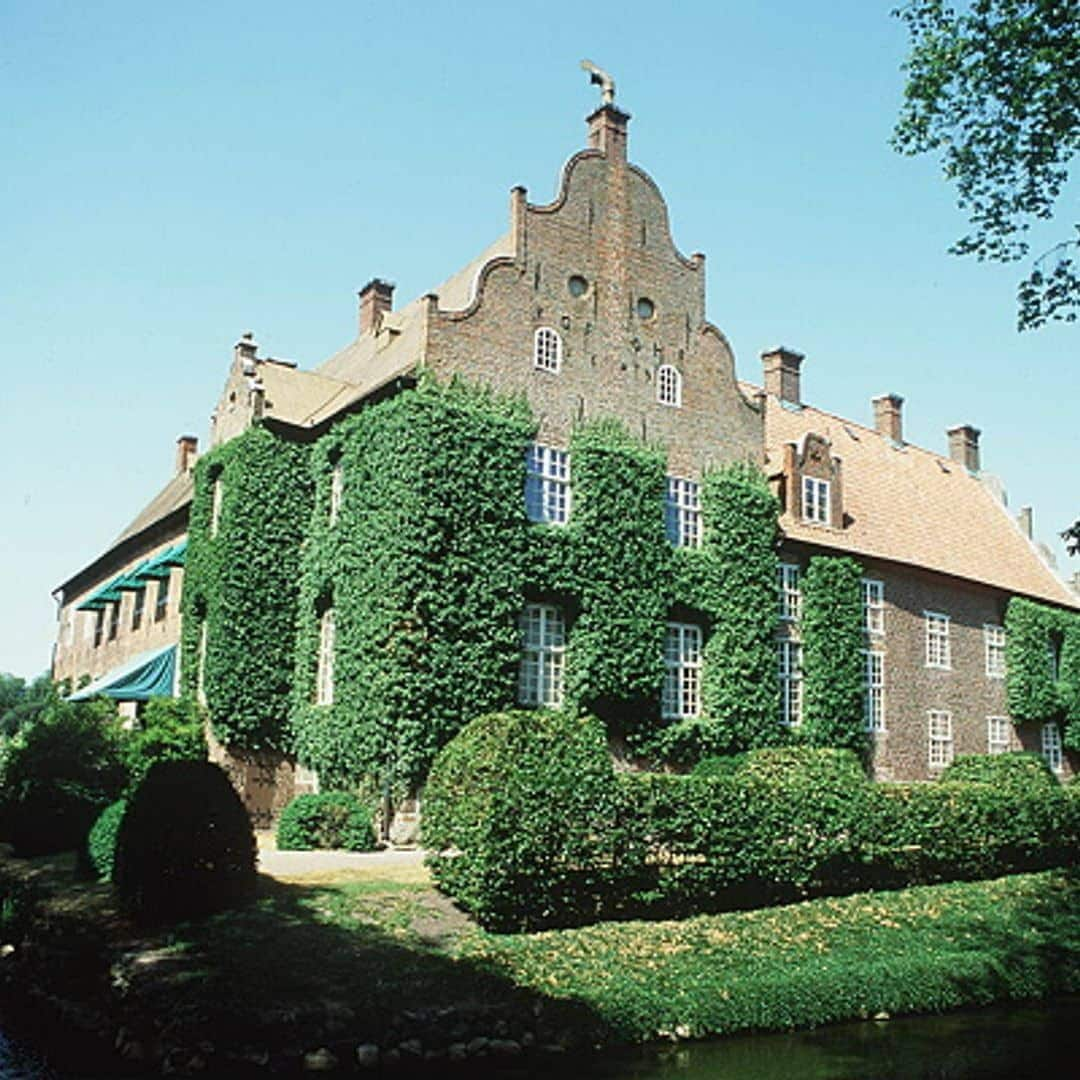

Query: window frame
802;476;831;526
517;603;566;708
864;649;885;733
107;601;120;642
862;579;885;637
1042;721;1063;773
316;607;336;706
662;622;703;720
329;457;344;526
665;476;702;548
778;563;801;622
984;624;1006;678
525;443;571;525
924;611;951;670
533;327;562;374
93;608;105;649
197;621;209;708
987;716;1011;755
928;710;954;769
657;364;682;407
131;587;145;632
778;638;803;727
210;473;224;537
155;572;171;623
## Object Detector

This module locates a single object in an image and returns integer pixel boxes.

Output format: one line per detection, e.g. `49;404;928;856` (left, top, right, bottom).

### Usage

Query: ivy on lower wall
1006;596;1080;749
180;425;313;752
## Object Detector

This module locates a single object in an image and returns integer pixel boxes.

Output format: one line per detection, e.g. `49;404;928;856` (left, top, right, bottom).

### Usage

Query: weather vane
580;59;615;106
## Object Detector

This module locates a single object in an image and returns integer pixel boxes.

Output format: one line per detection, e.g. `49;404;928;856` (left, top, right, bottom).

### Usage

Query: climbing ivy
564;419;671;740
1005;596;1080;750
800;555;867;755
290;379;534;792
649;462;782;762
180;425;313;751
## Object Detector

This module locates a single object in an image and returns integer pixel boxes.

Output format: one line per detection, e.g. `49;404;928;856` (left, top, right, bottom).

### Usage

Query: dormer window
802;477;830;525
657;365;682;407
534;327;562;373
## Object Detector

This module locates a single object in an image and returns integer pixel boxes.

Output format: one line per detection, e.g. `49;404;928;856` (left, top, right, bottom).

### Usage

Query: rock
355;1043;380;1069
303;1047;338;1071
399;1038;423;1057
674;1024;691;1039
520;1031;535;1049
448;1043;468;1062
466;1036;490;1056
490;1039;522;1057
493;1019;510;1037
873;1011;891;1022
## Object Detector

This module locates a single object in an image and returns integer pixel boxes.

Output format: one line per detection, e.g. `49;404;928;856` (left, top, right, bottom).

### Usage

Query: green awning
115;562;150;592
138;540;187;580
76;573;126;611
68;644;177;702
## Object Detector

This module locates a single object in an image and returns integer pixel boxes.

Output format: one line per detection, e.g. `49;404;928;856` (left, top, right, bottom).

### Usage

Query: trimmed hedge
942;751;1059;791
276;792;378;852
426;713;1080;931
114;761;256;924
86;799;126;882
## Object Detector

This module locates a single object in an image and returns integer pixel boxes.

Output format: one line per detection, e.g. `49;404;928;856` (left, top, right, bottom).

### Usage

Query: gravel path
256;843;427;878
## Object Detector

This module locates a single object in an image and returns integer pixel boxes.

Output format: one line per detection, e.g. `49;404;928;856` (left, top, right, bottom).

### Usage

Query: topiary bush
0;698;127;856
276;791;378;852
86;798;126;882
113;760;256;924
423;710;622;932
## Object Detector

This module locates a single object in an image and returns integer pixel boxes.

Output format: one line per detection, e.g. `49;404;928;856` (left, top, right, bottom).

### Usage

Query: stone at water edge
355;1043;380;1068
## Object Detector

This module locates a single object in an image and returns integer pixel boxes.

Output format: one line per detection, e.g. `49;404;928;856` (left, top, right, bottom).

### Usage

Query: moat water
4;997;1078;1078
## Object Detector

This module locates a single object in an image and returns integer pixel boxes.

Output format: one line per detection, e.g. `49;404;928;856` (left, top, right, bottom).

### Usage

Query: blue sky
2;1;1077;679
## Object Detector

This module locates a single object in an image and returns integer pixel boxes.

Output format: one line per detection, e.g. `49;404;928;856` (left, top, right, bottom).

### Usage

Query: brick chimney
872;393;904;443
587;104;630;162
358;279;395;335
175;435;198;475
947;424;981;472
762;347;804;407
1018;506;1033;539
234;331;257;369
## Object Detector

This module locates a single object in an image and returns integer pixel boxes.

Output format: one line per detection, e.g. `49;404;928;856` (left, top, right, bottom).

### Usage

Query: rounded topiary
86;798;126;882
113;760;256;924
941;751;1059;790
423;709;619;932
276;791;378;852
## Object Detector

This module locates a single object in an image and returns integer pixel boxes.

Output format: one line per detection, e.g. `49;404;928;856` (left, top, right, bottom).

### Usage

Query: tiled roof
110;470;192;548
745;384;1078;610
255;361;355;427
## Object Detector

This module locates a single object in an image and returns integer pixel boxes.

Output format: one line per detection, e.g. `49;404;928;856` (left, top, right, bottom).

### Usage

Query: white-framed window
1047;637;1060;681
778;639;802;727
197;621;209;708
928;710;954;768
862;579;885;636
525;444;571;525
984;624;1006;678
1042;721;1063;773
131;588;145;632
518;604;566;708
864;650;885;732
925;611;951;669
987;716;1011;755
802;476;830;525
210;474;224;537
155;572;171;623
657;365;682;407
665;477;701;548
778;563;801;622
533;327;562;373
329;458;343;525
662;622;702;719
316;607;335;706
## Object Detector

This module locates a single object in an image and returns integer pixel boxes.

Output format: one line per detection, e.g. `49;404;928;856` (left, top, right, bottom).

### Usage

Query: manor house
51;95;1079;824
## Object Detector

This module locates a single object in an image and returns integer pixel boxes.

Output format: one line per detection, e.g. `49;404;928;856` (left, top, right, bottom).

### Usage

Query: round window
636;297;655;320
568;275;588;298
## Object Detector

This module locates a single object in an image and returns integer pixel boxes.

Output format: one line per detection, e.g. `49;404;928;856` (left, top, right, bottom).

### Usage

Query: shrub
423;710;621;932
941;751;1059;790
120;696;207;791
276;791;377;852
0;699;127;856
113;761;256;924
86;799;126;882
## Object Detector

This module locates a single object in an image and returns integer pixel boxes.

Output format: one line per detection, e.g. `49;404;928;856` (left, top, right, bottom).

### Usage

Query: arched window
657;364;682;407
534;327;562;373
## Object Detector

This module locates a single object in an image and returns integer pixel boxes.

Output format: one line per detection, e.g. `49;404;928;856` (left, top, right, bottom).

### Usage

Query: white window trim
1041;722;1063;773
864;649;885;733
778;639;802;727
778;563;801;623
657;364;682;407
662;622;702;720
316;608;336;706
329;459;343;525
525;443;571;526
197;621;209;708
533;327;562;373
518;603;566;708
984;624;1006;679
987;715;1011;755
802;476;831;526
665;477;702;548
924;611;951;670
928;710;954;769
210;475;224;537
862;579;885;637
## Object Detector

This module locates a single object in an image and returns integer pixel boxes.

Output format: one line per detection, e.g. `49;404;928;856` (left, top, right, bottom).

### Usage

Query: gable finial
580;59;615;106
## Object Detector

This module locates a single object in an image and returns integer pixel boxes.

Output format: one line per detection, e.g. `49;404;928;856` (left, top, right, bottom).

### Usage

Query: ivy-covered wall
181;425;313;751
1005;596;1080;749
800;555;867;755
